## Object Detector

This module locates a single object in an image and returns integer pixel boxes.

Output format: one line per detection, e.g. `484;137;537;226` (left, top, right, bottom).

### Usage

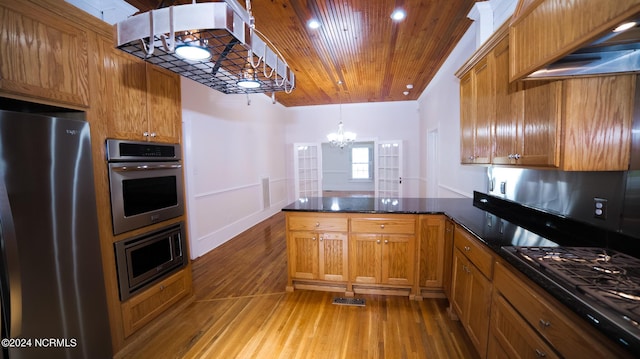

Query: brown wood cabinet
488;292;559;359
286;213;348;290
459;57;492;165
417;215;446;298
350;215;416;289
103;58;181;143
285;212;420;297
450;226;493;358
442;218;454;299
510;0;640;81
0;1;89;108
121;268;192;338
459;23;635;171
491;261;634;359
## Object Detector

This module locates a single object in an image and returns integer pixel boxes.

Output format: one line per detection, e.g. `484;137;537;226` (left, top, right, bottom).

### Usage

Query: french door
375;140;403;198
293;143;322;199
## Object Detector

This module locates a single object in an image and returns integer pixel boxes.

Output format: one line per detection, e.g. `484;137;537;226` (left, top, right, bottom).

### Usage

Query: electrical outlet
594;198;607;219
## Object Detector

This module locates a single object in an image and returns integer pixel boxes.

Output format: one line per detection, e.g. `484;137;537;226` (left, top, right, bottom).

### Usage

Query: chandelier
114;0;294;95
327;121;356;148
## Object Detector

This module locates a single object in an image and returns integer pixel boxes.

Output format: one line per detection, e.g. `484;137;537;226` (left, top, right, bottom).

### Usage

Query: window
351;146;372;179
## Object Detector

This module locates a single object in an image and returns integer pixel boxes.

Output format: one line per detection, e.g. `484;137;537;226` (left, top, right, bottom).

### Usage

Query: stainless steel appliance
503;246;640;352
114;222;187;300
0;107;112;358
106;139;184;235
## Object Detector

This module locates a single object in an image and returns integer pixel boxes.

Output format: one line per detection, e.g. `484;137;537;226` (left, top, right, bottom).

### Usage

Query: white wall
284;101;421;199
182;78;290;258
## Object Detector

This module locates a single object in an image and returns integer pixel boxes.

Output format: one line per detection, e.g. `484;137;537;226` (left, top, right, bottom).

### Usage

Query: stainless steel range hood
527;15;640;79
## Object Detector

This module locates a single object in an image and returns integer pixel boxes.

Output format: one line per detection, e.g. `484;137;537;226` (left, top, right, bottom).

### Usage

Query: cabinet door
516;80;561;167
319;232;348;282
442;219;454;299
350;233;382;284
289;231;319;280
492;38;517;165
473;58;493;164
450;249;470;319
561;75;634;171
100;37;148;141
146;64;181;143
460;72;475;164
418;216;445;289
0;2;89;107
381;234;414;285
466;263;493;357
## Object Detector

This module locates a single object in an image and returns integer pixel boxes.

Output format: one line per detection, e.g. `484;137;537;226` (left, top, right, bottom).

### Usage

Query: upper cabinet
459;57;493;165
510;0;640;81
458;23;635;171
0;1;89;107
96;35;181;144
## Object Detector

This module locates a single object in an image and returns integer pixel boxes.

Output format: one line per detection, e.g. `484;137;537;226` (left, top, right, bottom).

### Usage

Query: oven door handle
110;164;182;172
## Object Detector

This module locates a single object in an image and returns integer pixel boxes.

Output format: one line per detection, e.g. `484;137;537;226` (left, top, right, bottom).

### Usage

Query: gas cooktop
503;246;640;352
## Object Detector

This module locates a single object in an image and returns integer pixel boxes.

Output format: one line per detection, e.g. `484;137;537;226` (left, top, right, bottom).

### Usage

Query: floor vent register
332;297;365;306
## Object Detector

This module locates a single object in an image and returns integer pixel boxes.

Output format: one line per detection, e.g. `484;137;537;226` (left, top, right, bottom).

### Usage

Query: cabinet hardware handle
312;237;316;241
468;155;475;160
513;153;521;160
159;285;165;291
319;237;323;241
143;131;149;137
315;222;320;227
150;132;157;137
377;240;381;244
380;224;385;229
535;349;546;357
539;319;551;328
464;246;471;251
384;240;389;244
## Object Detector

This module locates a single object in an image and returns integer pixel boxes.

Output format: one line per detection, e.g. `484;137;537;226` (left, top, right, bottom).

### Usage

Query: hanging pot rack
114;0;295;95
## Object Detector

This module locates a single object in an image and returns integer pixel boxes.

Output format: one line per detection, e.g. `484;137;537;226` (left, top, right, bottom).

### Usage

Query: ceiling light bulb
391;9;406;21
308;19;321;29
614;21;637;33
237;79;261;89
175;44;211;61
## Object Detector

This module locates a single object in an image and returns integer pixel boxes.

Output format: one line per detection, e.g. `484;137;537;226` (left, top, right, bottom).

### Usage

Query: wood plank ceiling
124;0;476;107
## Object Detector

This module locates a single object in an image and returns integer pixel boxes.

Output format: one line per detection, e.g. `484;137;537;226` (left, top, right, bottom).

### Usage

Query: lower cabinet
120;268;192;338
490;261;634;359
286;213;349;292
417;215;446;298
450;225;494;358
488;293;559;359
285;212;420;297
350;215;416;295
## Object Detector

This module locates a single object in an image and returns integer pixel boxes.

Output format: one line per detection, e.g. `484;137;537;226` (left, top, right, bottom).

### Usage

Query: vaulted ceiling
123;0;476;107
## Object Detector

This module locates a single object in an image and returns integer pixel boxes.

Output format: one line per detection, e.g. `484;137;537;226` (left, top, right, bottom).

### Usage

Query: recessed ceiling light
391;9;406;21
614;21;637;33
406;84;413;89
307;19;321;29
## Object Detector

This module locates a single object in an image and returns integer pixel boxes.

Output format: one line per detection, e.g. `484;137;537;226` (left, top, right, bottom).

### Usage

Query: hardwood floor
116;212;479;359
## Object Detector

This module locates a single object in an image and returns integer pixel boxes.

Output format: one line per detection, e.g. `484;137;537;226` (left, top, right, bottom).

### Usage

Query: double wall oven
106;139;187;300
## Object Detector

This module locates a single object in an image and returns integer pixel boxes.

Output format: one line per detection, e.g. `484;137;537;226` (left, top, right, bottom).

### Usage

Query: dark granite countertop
282;193;640;355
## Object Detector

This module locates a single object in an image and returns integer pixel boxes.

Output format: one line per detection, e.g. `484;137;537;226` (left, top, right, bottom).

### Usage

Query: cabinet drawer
350;217;416;234
494;262;630;359
121;268;191;338
288;215;348;232
490;293;560;359
454;226;493;279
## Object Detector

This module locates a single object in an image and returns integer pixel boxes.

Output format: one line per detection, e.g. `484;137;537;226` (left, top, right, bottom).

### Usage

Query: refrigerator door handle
0;179;22;339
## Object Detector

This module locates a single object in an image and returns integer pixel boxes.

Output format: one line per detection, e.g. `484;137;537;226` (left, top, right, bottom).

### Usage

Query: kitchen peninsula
282;194;639;358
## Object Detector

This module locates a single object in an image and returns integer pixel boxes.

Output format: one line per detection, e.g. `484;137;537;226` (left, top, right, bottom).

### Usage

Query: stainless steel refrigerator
0;108;112;358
